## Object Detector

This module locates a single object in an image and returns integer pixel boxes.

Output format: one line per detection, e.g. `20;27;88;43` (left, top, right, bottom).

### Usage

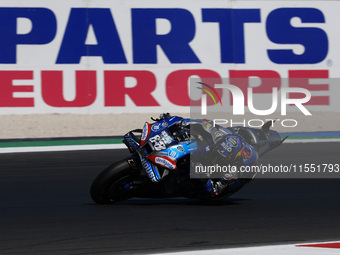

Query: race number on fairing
149;135;167;151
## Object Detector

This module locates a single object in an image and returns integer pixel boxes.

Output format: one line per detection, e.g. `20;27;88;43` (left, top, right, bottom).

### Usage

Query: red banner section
0;70;330;108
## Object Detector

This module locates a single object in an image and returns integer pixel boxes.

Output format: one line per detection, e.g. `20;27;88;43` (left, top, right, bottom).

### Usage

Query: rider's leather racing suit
181;118;258;197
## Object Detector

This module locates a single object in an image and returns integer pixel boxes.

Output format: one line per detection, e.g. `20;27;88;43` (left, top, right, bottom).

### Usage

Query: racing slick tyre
90;159;136;204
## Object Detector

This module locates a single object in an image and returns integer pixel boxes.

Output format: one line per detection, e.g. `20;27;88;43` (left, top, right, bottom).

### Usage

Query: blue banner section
0;6;329;64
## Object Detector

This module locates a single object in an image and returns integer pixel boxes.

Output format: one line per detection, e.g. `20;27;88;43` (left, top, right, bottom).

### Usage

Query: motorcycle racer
160;113;259;197
91;112;284;204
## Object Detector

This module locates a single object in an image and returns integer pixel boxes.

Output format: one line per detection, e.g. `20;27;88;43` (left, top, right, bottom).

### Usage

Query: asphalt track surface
1;142;340;255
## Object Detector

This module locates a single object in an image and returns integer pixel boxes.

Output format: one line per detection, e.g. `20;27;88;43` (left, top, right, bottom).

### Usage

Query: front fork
126;153;142;172
123;153;150;191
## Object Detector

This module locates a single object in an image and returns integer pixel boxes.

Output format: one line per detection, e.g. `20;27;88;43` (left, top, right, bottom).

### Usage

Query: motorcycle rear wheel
90;159;136;204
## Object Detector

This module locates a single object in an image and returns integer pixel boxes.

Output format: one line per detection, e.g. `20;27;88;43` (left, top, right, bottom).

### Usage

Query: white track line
0;143;126;154
285;138;340;143
152;241;340;255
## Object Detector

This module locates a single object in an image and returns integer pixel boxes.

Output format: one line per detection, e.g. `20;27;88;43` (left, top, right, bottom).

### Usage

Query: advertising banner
0;0;339;115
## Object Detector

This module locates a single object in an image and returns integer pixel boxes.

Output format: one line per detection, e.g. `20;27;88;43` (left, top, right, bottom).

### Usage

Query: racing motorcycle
90;114;286;204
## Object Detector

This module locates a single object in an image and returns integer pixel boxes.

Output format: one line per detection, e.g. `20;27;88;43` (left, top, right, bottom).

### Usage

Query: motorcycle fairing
148;116;182;138
140;157;161;182
123;130;141;152
140;122;151;146
148;155;176;170
157;142;191;161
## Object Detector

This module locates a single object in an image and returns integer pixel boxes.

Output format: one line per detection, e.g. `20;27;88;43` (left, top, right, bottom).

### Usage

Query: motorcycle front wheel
90;159;137;204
